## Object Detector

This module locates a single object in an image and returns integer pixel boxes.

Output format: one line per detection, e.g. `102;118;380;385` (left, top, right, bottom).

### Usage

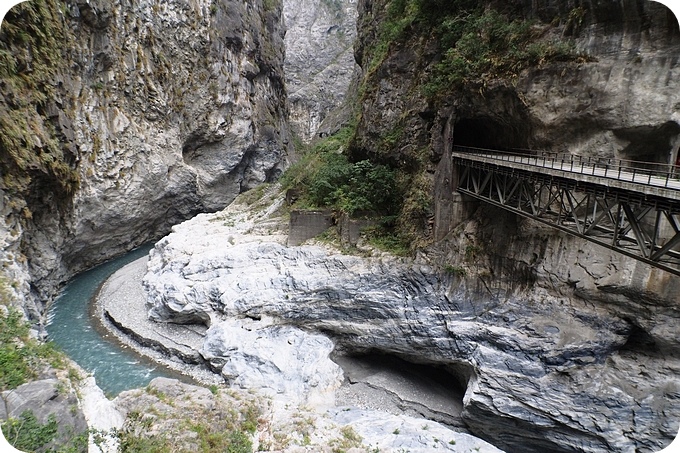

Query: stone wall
287;209;334;246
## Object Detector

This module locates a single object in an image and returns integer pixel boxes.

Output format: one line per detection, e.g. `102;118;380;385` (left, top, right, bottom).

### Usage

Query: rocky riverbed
93;185;680;452
94;187;500;452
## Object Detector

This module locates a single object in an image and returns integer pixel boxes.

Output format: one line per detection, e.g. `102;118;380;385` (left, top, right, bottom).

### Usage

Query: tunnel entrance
332;352;470;430
614;121;680;166
453;116;530;152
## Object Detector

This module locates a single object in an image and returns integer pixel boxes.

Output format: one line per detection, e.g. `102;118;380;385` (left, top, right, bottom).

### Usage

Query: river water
46;244;170;396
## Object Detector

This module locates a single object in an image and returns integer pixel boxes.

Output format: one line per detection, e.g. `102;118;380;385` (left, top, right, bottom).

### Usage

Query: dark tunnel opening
453;116;530;153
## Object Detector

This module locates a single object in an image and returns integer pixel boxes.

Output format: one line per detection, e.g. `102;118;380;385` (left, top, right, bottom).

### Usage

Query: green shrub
360;0;582;99
444;265;467;277
424;8;582;96
0;303;67;392
363;226;410;256
1;411;59;452
0;0;80;197
282;130;399;217
0;307;36;390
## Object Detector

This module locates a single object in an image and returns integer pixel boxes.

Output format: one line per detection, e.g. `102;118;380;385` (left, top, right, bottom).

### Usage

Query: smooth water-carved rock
142;198;680;452
202;319;343;406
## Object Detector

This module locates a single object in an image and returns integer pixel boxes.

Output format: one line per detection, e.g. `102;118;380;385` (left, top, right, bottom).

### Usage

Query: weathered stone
141;194;680;452
283;0;358;142
288;209;335;246
0;379;88;451
338;213;378;247
112;377;502;452
202;320;343;406
1;0;291;317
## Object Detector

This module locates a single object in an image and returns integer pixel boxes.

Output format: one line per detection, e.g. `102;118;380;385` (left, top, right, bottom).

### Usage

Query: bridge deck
452;146;680;276
452;146;680;202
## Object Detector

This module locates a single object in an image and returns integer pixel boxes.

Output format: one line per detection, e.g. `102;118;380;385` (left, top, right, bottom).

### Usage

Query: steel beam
454;158;680;277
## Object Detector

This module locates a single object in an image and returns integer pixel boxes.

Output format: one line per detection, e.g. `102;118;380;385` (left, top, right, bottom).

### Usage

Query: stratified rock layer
344;1;680;450
142;191;680;453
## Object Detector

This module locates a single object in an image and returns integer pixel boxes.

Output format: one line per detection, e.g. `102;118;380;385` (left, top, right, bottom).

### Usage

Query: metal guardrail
452;145;680;191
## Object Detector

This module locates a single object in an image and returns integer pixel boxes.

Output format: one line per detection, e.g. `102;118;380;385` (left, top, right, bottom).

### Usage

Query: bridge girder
455;162;680;277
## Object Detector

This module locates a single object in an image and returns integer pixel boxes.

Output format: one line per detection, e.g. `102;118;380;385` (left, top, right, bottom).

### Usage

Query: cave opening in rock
620;322;659;355
332;351;471;429
453;116;530;152
614;120;680;167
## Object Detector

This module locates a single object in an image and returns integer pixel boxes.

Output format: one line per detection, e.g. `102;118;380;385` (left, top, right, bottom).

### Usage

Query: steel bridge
452;145;680;277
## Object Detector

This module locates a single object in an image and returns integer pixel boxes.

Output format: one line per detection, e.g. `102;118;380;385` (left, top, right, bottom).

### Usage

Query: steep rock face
0;0;289;316
283;0;358;142
343;0;680;451
353;0;680;164
141;199;680;452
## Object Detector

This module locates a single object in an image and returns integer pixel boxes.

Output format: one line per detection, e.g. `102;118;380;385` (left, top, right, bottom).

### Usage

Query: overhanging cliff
0;0;290;318
348;0;680;451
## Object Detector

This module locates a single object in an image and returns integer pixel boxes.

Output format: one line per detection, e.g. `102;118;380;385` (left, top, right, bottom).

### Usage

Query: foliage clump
1;411;60;452
116;387;263;453
0;305;64;392
0;277;86;452
0;0;80;198
282;128;399;217
365;0;585;98
425;8;583;95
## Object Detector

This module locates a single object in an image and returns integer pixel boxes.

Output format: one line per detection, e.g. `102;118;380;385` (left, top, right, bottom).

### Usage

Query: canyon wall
344;0;680;451
0;0;290;319
283;0;358;142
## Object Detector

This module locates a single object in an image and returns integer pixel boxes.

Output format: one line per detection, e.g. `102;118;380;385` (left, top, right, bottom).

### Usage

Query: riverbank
93;256;222;388
97;254;468;427
90;189;502;451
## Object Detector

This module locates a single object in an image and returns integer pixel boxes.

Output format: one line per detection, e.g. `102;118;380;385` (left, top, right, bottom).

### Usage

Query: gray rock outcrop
1;378;88;451
141;193;680;452
342;2;680;449
113;376;502;452
0;0;290;318
283;0;358;142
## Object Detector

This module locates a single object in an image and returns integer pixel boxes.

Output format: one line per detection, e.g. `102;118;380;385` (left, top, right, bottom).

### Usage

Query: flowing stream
46;244;172;396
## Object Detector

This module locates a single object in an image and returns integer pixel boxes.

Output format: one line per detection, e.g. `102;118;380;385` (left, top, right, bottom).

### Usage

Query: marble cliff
0;0;291;320
1;0;680;452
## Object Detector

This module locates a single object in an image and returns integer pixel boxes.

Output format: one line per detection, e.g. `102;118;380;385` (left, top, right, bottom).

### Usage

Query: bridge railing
452;145;680;191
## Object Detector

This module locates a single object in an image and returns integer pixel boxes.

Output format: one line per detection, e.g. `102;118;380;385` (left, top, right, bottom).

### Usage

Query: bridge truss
454;158;680;277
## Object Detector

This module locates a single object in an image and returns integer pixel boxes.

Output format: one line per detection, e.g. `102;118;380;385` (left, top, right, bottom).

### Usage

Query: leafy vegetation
364;0;584;98
444;264;467;277
1;411;59;452
0;305;64;392
282;128;399;217
282;127;417;254
425;8;583;95
116;388;263;453
0;0;80;198
363;225;410;256
0;277;86;452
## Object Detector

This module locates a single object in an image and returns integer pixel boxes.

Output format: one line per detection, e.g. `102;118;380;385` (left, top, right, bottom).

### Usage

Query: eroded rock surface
0;378;88;451
113;377;502;452
283;0;358;142
0;0;290;317
140;191;680;452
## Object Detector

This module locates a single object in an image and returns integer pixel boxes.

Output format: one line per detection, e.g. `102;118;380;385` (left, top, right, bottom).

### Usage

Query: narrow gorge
1;0;680;452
